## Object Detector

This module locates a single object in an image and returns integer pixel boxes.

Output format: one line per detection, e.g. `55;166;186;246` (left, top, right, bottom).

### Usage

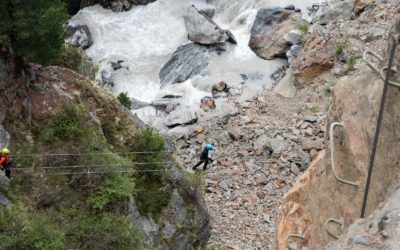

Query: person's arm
0;157;4;169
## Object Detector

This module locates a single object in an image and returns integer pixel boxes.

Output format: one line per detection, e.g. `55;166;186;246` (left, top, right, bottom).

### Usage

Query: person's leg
192;160;204;170
5;167;10;179
203;159;209;170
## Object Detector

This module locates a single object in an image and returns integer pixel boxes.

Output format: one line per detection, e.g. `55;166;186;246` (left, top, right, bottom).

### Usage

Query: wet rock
0;125;10;149
249;7;301;59
199;7;216;19
66;24;93;49
273;70;297;98
111;60;126;70
200;96;216;111
165;109;198;127
184;5;236;45
291;34;335;85
159;43;226;88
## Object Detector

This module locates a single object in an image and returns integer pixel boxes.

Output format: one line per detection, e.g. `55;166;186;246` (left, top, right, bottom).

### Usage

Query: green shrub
321;80;336;93
340;54;362;75
0;208;65;250
41;102;88;142
88;173;135;211
335;37;350;55
117;92;132;109
298;22;310;38
71;215;145;250
58;45;98;79
0;0;69;65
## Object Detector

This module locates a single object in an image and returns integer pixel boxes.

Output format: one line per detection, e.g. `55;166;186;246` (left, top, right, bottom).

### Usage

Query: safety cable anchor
329;122;359;187
285;234;306;250
324;218;343;239
363;50;400;88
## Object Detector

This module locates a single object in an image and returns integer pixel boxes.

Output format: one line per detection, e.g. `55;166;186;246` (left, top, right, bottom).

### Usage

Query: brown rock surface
354;0;375;14
291;35;335;85
278;63;400;249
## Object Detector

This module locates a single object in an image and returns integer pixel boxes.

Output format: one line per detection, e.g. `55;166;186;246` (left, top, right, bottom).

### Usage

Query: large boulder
159;43;226;88
165;109;198;127
291;34;335;85
66;24;93;50
249;7;302;60
184;5;236;45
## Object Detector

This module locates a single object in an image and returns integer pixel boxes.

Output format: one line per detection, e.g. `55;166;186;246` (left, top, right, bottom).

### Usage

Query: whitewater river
70;0;318;128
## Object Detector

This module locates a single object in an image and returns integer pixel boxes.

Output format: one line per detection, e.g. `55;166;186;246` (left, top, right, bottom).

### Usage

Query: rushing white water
70;0;317;128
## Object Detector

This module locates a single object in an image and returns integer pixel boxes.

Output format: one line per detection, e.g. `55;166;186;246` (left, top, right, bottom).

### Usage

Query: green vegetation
41;102;87;142
298;22;310;39
309;106;320;113
58;45;98;79
0;0;69;65
296;106;305;114
117;92;132;109
88;173;135;211
321;80;336;94
340;54;362;75
134;128;172;220
206;245;220;250
335;37;350;55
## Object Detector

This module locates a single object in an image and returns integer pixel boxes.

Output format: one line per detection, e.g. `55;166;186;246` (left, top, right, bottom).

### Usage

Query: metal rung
285;234;306;250
324;218;343;239
329;122;359;187
363;50;400;88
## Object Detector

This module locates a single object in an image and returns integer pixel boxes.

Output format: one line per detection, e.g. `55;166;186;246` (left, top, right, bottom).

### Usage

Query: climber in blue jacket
192;144;214;171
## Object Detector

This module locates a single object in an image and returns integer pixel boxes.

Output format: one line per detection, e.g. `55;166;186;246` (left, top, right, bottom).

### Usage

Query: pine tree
0;0;68;66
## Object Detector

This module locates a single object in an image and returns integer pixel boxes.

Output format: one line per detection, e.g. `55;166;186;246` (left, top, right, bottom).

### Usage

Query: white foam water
70;0;318;128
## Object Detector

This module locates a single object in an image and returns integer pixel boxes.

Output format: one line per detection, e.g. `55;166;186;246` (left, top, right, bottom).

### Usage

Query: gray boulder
159;43;226;88
0;125;10;149
66;24;93;50
249;7;301;59
0;192;11;206
283;29;302;45
165;109;198;127
314;0;355;25
254;135;287;157
273;70;297;98
184;5;236;45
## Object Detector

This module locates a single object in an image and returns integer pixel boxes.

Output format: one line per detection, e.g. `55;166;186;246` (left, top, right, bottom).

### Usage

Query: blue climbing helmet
206;144;214;150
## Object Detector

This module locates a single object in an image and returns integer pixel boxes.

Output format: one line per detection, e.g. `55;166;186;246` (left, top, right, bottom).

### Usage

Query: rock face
278;64;400;249
159;43;225;88
291;34;335;85
66;24;93;50
249;7;302;60
323;188;400;250
314;0;355;25
0;125;10;149
184;5;236;45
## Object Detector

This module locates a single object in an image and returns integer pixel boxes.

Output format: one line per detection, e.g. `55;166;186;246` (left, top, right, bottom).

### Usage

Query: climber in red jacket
0;148;12;179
